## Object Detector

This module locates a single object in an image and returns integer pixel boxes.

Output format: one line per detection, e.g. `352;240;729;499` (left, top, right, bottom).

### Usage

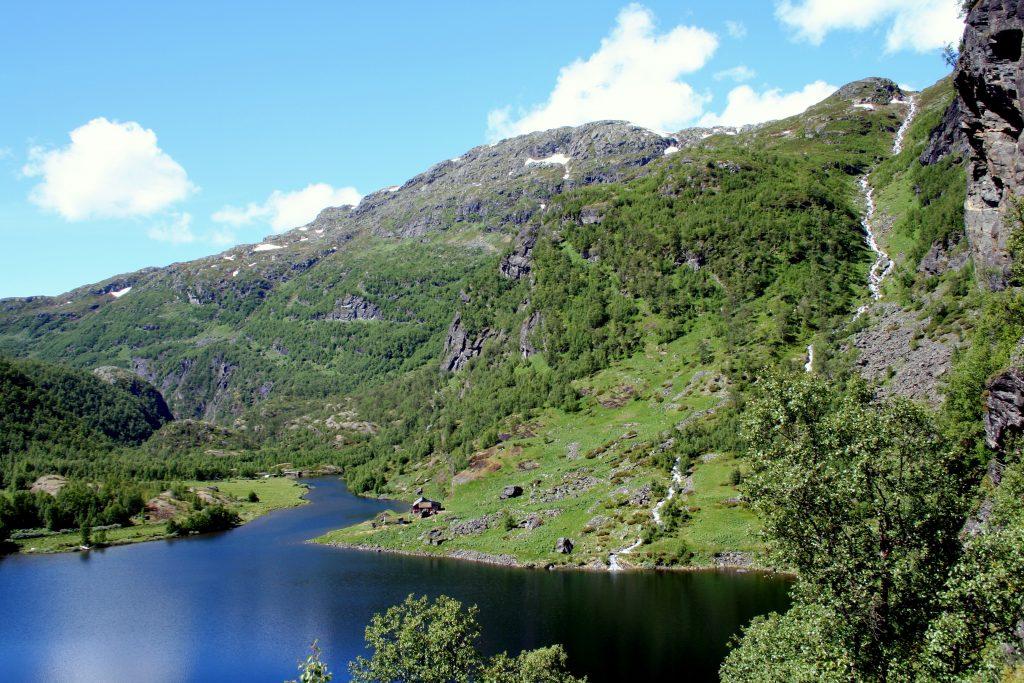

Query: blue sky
0;1;959;297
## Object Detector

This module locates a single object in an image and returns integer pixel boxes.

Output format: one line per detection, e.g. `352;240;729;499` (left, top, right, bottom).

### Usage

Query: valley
5;0;1024;677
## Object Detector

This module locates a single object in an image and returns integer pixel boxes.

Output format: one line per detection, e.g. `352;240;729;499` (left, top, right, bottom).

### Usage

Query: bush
167;505;241;536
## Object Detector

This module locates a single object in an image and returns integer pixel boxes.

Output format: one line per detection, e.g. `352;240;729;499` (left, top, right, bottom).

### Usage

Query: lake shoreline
9;477;309;556
318;539;791;578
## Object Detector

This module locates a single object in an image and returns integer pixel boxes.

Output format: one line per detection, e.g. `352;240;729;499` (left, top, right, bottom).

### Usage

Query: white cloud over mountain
701;81;838;127
147;212;197;244
776;0;964;52
213;183;362;233
487;4;718;140
23;118;195;221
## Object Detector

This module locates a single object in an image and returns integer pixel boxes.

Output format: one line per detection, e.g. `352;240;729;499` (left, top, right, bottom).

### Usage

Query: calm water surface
0;478;789;682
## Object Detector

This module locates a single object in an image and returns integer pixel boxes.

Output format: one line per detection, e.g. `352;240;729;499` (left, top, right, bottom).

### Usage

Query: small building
411;497;442;518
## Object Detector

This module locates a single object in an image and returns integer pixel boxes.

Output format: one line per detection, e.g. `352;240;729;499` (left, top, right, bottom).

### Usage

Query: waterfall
852;95;916;319
610;456;684;571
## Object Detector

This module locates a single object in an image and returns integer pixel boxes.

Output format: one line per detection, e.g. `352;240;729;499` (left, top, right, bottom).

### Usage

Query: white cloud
714;65;756;82
486;4;718;140
725;20;748;39
776;0;963;52
213;182;362;233
208;228;237;246
147;212;196;244
700;80;838;127
22;117;195;221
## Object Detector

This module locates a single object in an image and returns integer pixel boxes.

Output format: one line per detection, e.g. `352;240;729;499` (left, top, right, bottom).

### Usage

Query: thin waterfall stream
805;95;917;371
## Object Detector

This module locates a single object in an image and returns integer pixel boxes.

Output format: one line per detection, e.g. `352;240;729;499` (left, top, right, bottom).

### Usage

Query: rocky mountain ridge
0;75;969;424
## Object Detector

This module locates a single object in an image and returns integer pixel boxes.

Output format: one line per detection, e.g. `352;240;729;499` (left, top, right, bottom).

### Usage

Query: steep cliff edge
957;0;1024;288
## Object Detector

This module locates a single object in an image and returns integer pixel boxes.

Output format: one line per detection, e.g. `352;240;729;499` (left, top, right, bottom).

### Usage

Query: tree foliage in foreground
722;375;975;681
347;594;585;683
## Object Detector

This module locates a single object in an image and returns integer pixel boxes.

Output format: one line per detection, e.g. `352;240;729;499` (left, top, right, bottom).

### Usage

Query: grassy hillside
0;77;975;569
316;78;962;569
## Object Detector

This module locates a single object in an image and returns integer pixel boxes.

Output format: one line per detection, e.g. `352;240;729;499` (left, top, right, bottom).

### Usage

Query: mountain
0;80;932;419
8;1;1024;675
0;121;678;422
0;356;172;460
0;71;969;567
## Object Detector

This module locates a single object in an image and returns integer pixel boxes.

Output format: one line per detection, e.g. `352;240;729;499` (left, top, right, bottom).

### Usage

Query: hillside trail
805;95;918;372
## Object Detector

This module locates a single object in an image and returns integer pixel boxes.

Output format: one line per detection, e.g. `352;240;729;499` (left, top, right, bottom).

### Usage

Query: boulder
499;485;523;500
520;514;543;531
554;537;574;554
421;528;447;546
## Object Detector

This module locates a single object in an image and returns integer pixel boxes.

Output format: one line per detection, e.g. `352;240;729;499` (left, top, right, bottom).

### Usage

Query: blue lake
0;478;789;681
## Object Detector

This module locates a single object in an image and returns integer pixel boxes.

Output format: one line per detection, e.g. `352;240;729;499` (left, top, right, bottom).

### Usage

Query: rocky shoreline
318;540;788;577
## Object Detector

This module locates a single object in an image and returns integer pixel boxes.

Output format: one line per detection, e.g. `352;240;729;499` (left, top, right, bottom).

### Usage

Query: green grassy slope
316;78;965;569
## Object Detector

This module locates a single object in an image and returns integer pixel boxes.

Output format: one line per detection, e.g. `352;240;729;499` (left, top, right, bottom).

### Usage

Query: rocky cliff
985;367;1024;449
957;0;1024;288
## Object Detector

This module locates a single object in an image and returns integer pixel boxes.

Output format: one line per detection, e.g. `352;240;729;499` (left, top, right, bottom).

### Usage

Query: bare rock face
441;312;495;373
956;0;1024;289
554;537;574;554
325;294;382;321
29;474;68;496
93;365;175;425
315;120;676;241
921;92;967;165
519;311;542;358
499;226;537;281
835;77;904;104
984;367;1024;450
917;238;971;276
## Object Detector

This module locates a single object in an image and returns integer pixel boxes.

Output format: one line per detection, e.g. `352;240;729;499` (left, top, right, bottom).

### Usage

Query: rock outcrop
956;0;1024;288
325;294;382;321
917;238;971;276
93;365;175;425
835;77;904;104
984;367;1024;450
519;311;542;358
441;312;495;373
498;226;537;281
921;91;967;165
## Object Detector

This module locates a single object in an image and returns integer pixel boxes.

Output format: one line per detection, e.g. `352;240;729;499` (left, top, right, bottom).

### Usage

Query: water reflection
0;478;789;682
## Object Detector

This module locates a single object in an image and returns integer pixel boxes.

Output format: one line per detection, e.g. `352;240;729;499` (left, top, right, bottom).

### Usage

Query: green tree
720;605;855;682
914;454;1024;680
724;375;974;680
350;595;485;683
484;645;586;683
79;518;92;547
348;594;585;683
289;640;332;683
